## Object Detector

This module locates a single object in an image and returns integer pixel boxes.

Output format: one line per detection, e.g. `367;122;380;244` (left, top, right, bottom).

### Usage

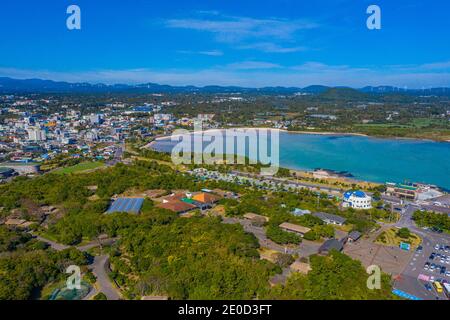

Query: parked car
424;283;433;291
435;244;440;250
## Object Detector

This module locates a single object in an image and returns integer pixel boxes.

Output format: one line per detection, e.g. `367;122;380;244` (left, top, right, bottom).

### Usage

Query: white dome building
342;190;372;209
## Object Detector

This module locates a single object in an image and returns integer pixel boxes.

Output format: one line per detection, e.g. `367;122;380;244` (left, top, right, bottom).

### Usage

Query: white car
446;271;450;277
435;245;440;250
430;276;435;282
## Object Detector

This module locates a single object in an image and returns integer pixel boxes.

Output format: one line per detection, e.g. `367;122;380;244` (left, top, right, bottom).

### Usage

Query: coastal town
1;90;449;301
3;1;450;317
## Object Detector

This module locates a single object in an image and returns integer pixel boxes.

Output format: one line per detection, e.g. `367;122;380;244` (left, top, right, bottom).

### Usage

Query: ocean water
151;130;450;190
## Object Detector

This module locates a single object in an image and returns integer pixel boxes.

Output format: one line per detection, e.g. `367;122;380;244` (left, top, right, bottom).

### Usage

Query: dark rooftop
319;239;344;254
313;212;347;224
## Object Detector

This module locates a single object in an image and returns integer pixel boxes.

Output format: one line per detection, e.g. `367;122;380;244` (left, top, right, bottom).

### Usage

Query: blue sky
0;0;449;87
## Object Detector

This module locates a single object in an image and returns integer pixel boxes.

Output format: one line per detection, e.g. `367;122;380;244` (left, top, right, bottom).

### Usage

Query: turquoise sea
151;131;450;190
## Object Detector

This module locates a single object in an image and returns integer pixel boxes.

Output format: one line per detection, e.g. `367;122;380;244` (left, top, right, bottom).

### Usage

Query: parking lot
344;237;412;276
394;236;450;300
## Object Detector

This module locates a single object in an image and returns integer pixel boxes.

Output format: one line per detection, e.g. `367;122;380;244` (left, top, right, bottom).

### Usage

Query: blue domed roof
344;190;367;199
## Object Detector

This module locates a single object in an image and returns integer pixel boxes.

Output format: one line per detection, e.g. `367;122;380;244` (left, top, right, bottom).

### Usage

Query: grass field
375;228;421;249
54;161;104;174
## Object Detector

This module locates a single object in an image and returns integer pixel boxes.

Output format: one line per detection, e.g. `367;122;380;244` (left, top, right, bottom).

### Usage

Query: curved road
90;255;122;300
30;233;121;300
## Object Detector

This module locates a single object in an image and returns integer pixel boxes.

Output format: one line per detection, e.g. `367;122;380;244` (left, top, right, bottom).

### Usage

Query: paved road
230;170;343;194
77;238;117;252
106;143;125;166
392;203;450;300
31;233;117;253
30;233;121;300
82;287;98;300
89;255;121;300
222;217;321;257
396;204;449;245
32;234;69;251
222;217;286;252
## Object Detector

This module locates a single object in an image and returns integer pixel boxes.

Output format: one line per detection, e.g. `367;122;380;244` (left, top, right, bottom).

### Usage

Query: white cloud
165;15;317;42
225;61;281;70
239;42;308;53
178;50;224;56
198;50;224;56
164;13;317;53
1;61;449;88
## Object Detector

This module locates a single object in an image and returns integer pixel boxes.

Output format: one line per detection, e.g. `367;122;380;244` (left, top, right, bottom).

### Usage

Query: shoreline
145;128;450;191
150;127;449;143
152;128;367;142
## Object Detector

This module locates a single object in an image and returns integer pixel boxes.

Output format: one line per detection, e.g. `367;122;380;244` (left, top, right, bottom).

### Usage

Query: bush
274;253;294;268
303;230;319;241
266;225;301;245
93;292;107;300
396;228;411;239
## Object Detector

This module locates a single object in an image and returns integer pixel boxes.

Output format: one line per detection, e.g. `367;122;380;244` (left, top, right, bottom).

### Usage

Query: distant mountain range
0;77;449;96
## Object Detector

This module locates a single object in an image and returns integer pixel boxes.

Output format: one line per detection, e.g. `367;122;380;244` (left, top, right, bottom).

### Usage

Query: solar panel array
106;198;144;214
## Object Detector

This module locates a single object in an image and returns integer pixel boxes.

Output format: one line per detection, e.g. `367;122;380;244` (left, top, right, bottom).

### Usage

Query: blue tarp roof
106;198;144;214
392;289;421;300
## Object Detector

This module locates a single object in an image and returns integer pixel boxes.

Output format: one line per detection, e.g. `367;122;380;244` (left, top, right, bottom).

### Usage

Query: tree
266;225;301;245
93;292;108;300
396;227;411;239
264;251;394;300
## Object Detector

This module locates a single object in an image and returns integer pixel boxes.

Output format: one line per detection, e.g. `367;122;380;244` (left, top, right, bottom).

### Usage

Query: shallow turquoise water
278;133;450;189
152;131;450;189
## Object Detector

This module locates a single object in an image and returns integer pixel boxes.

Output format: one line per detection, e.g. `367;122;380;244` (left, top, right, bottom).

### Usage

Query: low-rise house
5;218;26;226
4;218;34;230
243;213;269;223
318;239;344;255
279;222;311;236
292;208;311;216
347;231;362;243
156;200;197;214
313;212;346;226
192;192;221;205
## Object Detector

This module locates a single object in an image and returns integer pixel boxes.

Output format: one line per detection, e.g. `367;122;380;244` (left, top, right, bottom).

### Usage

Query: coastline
150;127;449;143
145;127;450;190
152;127;367;142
